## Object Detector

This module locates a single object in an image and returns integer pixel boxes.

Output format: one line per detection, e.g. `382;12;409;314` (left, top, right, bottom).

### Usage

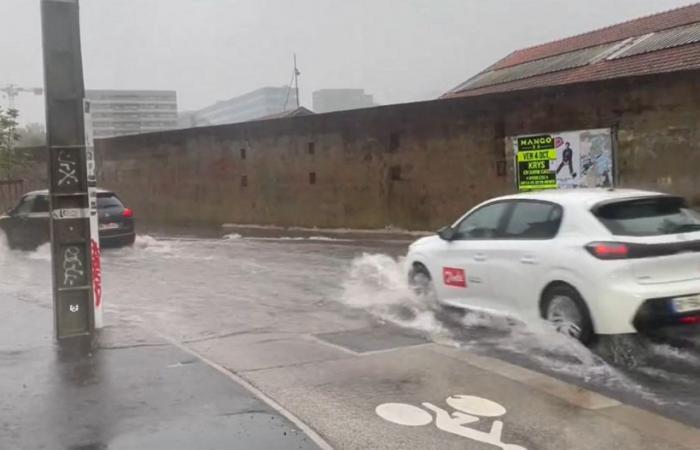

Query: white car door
488;200;564;317
432;201;511;312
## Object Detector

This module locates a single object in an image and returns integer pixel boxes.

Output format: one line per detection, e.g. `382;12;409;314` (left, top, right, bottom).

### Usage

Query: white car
406;188;700;344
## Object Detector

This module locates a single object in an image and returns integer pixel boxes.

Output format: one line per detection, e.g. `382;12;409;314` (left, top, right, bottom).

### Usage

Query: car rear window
97;194;123;209
593;196;700;236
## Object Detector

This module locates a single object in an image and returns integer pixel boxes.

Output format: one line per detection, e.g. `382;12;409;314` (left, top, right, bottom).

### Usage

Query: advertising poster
513;128;614;191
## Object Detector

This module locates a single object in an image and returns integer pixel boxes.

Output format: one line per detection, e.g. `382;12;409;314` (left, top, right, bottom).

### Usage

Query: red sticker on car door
443;267;467;288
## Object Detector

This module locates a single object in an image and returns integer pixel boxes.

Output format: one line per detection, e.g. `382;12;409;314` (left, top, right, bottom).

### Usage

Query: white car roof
488;188;670;209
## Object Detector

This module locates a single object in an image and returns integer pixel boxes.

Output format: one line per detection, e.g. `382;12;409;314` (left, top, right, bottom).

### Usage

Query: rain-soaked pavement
2;229;700;449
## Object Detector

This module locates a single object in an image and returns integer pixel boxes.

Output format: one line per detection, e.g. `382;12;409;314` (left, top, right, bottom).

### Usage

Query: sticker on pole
443;267;466;288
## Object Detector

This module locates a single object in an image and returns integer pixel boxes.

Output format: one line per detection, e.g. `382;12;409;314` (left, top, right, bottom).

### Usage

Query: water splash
340;253;448;337
339;252;662;402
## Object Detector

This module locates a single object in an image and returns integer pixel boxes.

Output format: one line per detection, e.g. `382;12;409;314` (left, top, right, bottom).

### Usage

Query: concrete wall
95;70;700;230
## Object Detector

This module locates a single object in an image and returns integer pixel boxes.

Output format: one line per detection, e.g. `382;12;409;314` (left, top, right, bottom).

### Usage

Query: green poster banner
516;135;557;190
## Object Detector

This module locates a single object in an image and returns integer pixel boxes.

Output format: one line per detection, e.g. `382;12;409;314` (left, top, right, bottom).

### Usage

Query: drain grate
315;324;426;353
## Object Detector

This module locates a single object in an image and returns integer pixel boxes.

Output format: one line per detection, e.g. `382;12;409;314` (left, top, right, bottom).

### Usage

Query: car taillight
123;208;133;218
679;316;700;325
585;242;629;260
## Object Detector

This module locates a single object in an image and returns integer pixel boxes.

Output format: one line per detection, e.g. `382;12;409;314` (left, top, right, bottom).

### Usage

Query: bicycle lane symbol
375;394;527;450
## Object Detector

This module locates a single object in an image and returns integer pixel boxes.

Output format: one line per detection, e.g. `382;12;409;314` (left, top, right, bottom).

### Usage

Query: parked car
406;189;700;344
0;189;135;250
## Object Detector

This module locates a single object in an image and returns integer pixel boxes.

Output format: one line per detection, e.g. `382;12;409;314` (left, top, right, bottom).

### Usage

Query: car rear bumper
99;231;135;248
632;295;700;330
587;278;700;335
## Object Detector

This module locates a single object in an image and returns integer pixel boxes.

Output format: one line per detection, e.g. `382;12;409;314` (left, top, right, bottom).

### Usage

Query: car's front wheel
543;284;594;345
408;264;433;297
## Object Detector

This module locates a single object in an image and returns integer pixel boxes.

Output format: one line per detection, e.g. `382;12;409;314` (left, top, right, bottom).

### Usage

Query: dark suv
0;189;135;250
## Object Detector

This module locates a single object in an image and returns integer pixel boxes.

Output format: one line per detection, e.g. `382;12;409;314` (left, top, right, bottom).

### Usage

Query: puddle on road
339;253;700;411
4;234;700;423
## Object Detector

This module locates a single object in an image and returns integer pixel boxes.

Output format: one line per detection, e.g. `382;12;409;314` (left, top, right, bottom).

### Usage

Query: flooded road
2;231;700;440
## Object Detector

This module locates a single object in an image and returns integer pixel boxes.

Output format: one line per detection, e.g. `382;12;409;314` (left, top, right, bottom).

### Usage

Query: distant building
191;86;298;126
312;89;375;113
177;110;198;129
86;90;178;138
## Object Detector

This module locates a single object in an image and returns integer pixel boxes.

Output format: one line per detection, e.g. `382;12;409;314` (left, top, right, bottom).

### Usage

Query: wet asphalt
0;236;320;450
2;229;700;448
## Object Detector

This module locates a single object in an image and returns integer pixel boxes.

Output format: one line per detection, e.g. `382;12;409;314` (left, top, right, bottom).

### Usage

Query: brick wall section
94;70;700;230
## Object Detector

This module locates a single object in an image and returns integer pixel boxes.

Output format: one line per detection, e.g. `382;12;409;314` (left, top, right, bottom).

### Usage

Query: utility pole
293;53;300;108
41;0;95;340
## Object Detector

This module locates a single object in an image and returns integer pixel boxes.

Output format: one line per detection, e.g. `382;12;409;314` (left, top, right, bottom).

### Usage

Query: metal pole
41;0;95;340
294;54;300;108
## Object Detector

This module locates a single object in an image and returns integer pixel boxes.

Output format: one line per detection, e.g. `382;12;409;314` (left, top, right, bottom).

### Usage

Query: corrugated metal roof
491;3;700;70
455;43;613;92
609;21;700;59
445;42;700;98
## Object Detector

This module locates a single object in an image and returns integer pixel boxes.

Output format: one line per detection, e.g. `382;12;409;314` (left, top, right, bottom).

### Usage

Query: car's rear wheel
543;285;594;345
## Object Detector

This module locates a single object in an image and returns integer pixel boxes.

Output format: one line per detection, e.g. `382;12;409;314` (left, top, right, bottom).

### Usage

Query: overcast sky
1;0;694;125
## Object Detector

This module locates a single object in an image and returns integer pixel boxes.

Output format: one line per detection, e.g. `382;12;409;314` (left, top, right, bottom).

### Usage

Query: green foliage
17;122;46;148
0;108;32;179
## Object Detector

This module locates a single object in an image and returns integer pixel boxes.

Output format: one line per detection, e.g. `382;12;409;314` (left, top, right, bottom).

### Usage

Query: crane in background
1;84;43;109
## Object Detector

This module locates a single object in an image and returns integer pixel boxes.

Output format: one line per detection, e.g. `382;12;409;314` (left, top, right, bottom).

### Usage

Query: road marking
304;334;361;355
375;403;433;426
376;394;527;449
429;344;700;449
430;344;620;409
151;330;334;450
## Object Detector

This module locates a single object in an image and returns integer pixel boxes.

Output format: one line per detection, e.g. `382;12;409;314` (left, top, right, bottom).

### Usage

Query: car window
14;196;35;215
593;196;700;236
454;202;510;240
504;201;562;239
32;195;49;213
97;194;123;209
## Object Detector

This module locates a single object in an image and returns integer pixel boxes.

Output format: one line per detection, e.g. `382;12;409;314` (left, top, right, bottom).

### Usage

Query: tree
17;122;46;147
0;107;33;179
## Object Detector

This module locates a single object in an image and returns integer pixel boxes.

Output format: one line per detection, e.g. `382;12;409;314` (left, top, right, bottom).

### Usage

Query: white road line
303;334;361;356
152;330;335;450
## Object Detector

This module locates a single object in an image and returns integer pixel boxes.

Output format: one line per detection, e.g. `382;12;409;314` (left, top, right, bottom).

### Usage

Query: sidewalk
0;296;322;450
184;323;700;450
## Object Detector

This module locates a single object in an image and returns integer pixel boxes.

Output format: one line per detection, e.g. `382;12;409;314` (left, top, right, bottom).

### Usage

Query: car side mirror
437;226;457;241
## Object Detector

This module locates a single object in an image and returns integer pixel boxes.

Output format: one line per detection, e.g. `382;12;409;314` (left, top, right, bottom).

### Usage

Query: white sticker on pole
51;208;89;219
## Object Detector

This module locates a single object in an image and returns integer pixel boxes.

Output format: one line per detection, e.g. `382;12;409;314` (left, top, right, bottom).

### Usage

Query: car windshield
97;194;123;209
593;196;700;236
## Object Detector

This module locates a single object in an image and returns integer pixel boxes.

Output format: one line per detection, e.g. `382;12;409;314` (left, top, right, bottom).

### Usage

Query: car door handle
473;253;487;262
520;255;537;265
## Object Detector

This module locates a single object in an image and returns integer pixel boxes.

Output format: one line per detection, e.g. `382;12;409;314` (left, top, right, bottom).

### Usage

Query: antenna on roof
283;53;301;111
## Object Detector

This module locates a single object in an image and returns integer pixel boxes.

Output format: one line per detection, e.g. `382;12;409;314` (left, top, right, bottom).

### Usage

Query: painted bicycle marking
376;394;527;450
